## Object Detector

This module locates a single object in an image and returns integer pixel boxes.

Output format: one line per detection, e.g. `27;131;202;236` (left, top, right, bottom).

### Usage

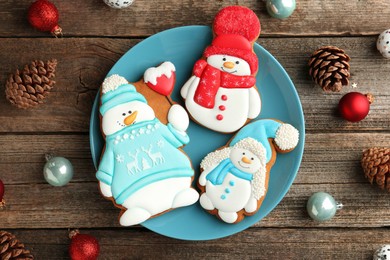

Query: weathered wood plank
0;38;140;133
0;0;389;37
0;37;388;133
1;133;389;185
1;182;389;229
0;133;389;229
7;228;389;259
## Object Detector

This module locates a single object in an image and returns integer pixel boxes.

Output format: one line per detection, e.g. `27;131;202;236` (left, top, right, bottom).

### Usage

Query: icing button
229;180;235;186
221;95;228;101
221;194;226;200
216;114;224;121
219;105;226;111
225;188;231;193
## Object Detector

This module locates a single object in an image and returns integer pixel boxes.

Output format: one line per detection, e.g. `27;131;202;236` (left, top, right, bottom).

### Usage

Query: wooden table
1;1;389;259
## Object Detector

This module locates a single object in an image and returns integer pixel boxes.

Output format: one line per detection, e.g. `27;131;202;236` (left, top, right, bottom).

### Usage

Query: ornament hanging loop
51;25;63;38
45;153;54;162
69;229;80;239
336;202;343;210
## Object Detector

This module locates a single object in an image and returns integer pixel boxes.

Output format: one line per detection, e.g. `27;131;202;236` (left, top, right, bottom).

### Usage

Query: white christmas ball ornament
373;245;390;260
103;0;134;9
377;29;390;58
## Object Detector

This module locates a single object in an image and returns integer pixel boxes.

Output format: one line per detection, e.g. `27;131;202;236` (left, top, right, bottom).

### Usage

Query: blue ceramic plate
90;26;305;240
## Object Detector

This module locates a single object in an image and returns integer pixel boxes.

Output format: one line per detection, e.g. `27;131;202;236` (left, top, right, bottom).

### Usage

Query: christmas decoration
361;148;390;192
69;230;100;260
377;29;390;59
266;0;296;19
306;192;342;222
5;59;57;109
308;46;350;92
103;0;134;9
43;155;74;187
28;0;62;37
0;179;5;209
338;92;373;122
374;245;390;260
0;230;34;259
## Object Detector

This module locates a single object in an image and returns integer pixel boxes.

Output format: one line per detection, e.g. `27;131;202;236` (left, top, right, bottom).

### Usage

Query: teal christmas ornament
306;192;342;222
266;0;296;19
43;155;74;186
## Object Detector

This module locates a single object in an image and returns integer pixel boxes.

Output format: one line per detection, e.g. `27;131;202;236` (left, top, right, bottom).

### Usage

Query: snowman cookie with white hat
181;6;262;133
198;119;299;224
96;62;199;226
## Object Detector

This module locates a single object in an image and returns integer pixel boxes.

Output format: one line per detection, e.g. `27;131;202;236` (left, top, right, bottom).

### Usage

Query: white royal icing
207;54;251;76
102;101;155;136
120;177;198;226
230;138;267;200
102;74;128;94
200;147;231;170
144;61;176;85
198;138;267;223
274;123;299;151
181;79;261;133
167;104;189;133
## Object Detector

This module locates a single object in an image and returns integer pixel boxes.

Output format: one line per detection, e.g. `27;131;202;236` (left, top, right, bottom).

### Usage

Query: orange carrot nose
124;111;138;125
241;156;252;164
223;61;235;69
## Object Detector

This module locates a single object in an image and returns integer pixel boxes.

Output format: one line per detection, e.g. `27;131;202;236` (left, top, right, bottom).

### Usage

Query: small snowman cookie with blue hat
198;119;299;224
96;62;199;226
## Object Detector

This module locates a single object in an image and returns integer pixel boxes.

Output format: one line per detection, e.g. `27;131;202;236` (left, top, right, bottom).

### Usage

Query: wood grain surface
0;0;389;259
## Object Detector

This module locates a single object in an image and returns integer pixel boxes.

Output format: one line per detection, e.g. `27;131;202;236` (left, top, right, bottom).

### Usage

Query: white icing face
229;147;261;174
102;101;155;136
207;54;251;76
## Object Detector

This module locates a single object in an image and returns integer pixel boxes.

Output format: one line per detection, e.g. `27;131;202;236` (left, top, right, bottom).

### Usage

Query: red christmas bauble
28;0;62;36
338;92;373;122
69;230;100;260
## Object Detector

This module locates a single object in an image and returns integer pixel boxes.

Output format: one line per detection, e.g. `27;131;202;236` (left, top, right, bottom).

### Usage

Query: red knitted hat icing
204;6;261;74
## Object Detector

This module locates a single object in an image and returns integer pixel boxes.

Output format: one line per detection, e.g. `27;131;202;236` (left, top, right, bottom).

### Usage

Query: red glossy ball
28;0;61;34
338;92;371;122
0;179;4;201
69;233;100;260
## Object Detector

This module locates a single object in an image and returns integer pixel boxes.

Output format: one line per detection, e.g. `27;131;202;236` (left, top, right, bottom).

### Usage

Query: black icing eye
128;111;132;114
251;158;254;160
235;61;240;64
222;57;226;61
387;41;389;44
122;113;126;116
242;152;245;155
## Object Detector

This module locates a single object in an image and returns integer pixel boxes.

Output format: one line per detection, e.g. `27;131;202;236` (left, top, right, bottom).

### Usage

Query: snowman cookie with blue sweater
96;62;199;226
198;119;299;224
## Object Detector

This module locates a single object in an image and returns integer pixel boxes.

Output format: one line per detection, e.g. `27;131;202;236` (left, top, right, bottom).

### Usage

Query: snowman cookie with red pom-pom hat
181;6;261;133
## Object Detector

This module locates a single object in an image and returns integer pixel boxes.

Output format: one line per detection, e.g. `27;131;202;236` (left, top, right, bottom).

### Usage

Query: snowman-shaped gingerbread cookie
96;62;199;226
198;119;299;224
181;6;261;133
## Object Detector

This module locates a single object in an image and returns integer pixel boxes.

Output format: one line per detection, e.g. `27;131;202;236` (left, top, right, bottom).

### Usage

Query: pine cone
0;231;34;260
308;46;350;92
361;148;390;192
5;59;57;109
